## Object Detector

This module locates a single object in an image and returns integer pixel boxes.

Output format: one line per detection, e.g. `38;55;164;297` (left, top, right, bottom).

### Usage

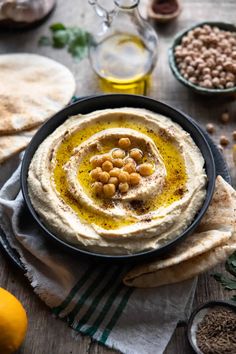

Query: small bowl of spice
169;22;236;95
187;300;236;354
148;0;181;23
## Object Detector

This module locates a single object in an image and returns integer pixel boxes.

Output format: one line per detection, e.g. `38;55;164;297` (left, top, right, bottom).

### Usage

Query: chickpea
202;67;211;75
123;162;136;174
112;148;126;159
206;123;215;134
112;158;124;168
212;77;220;86
90;167;102;180
220;112;230;124
226;82;235;88
220;135;229;146
109;168;121;178
124;157;136;165
102;160;113;172
103;184;116;198
130;173;141;186
108;177;119;186
92;181;103;195
232;131;236;141
99;171;110;183
118;137;131;150
118;171;130;183
137;163;153;177
119;182;129;194
90;155;103;168
129;148;143;162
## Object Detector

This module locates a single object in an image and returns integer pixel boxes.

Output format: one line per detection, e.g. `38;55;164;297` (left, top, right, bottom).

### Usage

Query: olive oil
53;119;187;230
90;33;154;94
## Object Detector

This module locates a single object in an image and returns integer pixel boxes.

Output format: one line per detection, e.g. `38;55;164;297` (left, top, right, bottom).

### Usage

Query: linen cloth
0;155;196;354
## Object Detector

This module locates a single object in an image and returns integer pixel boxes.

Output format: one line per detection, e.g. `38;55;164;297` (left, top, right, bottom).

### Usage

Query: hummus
28;108;207;254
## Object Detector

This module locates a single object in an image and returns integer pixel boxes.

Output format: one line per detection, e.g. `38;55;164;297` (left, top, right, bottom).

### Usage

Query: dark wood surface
0;0;236;353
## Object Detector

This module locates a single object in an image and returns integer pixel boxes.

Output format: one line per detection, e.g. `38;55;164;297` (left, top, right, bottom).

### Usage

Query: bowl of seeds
187;300;236;354
169;22;236;95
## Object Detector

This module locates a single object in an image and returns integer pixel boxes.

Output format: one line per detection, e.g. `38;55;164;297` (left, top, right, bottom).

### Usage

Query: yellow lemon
0;287;28;354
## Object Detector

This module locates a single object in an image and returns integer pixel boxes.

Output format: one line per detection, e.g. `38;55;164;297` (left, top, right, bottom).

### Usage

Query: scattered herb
212;251;236;300
38;23;92;61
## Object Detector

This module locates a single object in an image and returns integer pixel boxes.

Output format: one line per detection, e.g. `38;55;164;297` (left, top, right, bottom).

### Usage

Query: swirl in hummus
28;108;207;254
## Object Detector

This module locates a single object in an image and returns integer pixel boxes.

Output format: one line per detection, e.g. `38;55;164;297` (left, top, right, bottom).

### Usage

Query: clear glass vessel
89;0;158;94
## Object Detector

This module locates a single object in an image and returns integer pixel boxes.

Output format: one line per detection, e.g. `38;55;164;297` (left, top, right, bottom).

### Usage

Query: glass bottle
88;0;158;95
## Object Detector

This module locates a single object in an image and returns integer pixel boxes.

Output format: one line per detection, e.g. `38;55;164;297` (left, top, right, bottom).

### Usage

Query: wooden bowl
168;21;236;96
148;0;181;23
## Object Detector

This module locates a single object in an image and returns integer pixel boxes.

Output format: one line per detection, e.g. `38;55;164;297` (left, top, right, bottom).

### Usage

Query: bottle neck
114;0;139;10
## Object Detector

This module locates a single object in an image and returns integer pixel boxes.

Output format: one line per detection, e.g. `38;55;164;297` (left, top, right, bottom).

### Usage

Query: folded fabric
124;176;236;287
0;158;196;354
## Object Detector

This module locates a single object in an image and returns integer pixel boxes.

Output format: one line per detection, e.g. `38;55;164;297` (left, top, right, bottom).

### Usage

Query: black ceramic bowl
169;21;236;96
21;94;216;262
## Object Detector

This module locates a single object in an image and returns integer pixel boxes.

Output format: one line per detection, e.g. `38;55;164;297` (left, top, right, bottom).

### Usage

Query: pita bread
123;176;236;288
0;54;76;134
0;128;37;163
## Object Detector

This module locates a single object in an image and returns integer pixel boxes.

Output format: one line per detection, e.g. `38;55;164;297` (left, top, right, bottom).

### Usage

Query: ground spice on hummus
196;306;236;354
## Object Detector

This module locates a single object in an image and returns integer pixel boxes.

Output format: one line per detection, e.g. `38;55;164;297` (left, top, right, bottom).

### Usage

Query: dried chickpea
112;148;126;159
220;112;230;124
90;167;102;180
103;184;116;198
92;181;103;195
118;137;131;149
112;158;124;168
137;163;153;177
130;173;141;186
123;162;136;174
119;182;129;194
108;177;119;186
99;171;110;183
109;168;120;178
129;148;143;162
118;171;130;183
102;160;113;172
220;135;229;146
206;123;215;134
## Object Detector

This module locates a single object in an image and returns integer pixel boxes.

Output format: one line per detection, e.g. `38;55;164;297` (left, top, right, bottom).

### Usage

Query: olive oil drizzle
53;119;187;230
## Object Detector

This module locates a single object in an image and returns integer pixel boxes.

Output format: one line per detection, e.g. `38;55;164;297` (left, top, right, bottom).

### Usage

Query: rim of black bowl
187;300;236;354
169;21;236;95
21;94;216;262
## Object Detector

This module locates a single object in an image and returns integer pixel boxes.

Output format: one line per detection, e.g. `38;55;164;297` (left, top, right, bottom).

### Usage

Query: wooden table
0;0;236;353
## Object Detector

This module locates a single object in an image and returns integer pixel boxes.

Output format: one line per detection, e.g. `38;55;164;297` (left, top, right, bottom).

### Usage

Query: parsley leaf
38;23;91;61
213;272;236;290
226;252;236;277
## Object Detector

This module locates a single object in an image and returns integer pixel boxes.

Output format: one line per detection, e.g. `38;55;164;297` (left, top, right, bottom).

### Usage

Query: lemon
0;287;28;354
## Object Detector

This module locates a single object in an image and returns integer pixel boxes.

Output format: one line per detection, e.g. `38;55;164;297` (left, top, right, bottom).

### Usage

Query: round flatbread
0;53;76;134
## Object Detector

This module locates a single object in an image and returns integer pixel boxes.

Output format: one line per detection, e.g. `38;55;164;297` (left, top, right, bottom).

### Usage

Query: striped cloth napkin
0;155;196;354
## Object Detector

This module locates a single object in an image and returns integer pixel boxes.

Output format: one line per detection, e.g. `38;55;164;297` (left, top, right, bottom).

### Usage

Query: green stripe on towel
99;287;133;344
52;264;94;316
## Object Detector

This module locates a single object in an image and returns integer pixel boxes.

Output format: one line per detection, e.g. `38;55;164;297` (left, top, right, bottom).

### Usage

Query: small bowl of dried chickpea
169;22;236;95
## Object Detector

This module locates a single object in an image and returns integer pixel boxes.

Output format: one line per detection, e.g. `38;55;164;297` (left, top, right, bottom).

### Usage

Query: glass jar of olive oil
89;0;158;95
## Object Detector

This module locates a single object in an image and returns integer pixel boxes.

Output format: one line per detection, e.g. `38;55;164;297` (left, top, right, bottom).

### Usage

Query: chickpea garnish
130;172;141;186
102;160;113;172
220;112;230;124
103;184;116;198
108;177;119;186
109;168;120;177
232;131;236;141
90;167;102;180
92;181;103;195
129;148;143;162
206;123;215;134
119;182;129;193
118;171;130;183
118;137;131;150
112;148;126;159
99;171;110;183
112;158;124;168
137;163;153;177
90;156;103;168
123;162;136;174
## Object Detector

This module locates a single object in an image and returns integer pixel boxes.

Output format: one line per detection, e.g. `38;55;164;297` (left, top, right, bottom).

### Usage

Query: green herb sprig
213;251;236;299
39;23;92;61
